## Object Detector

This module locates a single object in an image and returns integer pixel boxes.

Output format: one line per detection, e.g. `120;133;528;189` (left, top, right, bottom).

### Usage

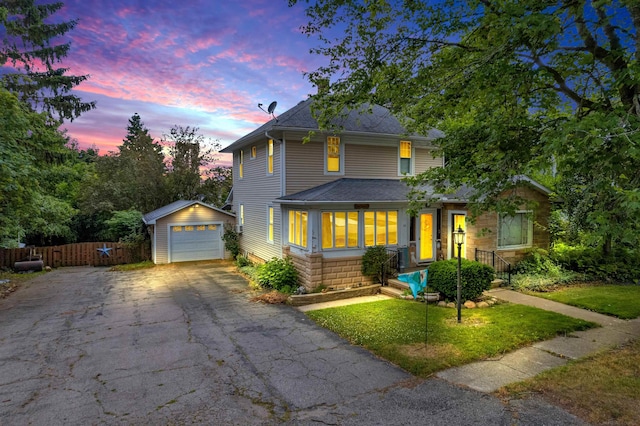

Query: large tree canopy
0;0;95;121
291;0;640;251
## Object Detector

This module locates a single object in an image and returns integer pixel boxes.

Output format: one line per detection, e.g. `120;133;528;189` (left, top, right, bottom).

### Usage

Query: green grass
500;338;640;425
306;300;595;376
527;284;640;319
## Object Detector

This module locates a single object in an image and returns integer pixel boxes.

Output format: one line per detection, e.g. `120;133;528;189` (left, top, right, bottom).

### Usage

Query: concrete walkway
436;288;640;392
299;288;640;394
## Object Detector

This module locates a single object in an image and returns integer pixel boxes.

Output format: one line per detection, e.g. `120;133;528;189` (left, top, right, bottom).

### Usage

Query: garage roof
143;200;235;225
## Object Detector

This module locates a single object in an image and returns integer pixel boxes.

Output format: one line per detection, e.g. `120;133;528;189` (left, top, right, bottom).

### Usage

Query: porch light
454;226;465;323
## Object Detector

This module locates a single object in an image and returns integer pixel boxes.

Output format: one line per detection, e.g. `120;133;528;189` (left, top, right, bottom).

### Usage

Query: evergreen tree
0;0;95;122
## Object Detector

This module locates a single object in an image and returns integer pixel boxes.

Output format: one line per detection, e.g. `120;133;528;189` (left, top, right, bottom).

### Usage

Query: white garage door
170;224;223;262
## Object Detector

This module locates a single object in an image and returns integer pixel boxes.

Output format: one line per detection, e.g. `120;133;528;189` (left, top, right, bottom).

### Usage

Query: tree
201;166;232;208
0;87;75;246
0;0;95;121
162;125;220;201
118;113;168;212
291;0;640;253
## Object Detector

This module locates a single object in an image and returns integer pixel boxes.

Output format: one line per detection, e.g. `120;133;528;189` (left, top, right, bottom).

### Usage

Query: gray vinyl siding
154;207;234;264
415;147;443;173
233;139;283;261
285;138;443;194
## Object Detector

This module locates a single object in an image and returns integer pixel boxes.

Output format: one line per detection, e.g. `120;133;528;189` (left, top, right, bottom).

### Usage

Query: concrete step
379;285;405;299
387;278;410;291
491;279;505;288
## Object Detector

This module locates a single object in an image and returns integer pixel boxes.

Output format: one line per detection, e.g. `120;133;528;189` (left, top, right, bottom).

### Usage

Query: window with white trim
326;136;342;173
498;211;533;249
268;206;274;242
239;204;244;225
288;210;308;247
321;211;359;249
399;140;412;175
239;149;244;179
250;145;256;159
267;140;273;174
364;210;398;246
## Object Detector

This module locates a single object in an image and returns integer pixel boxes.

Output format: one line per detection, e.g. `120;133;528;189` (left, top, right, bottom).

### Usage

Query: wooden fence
0;242;151;269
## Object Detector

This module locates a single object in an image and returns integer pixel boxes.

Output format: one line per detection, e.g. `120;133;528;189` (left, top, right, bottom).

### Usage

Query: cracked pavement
0;262;586;425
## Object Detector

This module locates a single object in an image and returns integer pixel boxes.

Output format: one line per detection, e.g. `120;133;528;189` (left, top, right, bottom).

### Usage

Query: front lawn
306;299;595;377
500;338;640;425
525;284;640;319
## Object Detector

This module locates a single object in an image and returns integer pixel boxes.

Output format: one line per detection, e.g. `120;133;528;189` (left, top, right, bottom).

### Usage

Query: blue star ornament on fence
97;244;112;257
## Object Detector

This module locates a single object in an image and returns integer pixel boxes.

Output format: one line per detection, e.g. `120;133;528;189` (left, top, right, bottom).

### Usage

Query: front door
417;210;436;263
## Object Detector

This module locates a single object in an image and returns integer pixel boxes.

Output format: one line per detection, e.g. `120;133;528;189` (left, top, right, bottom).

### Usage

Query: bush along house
220;98;552;291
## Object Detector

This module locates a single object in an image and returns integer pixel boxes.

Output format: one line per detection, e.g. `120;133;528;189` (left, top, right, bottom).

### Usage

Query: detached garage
143;200;236;264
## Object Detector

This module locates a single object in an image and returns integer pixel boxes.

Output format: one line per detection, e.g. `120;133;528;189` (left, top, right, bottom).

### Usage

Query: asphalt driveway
0;262;585;425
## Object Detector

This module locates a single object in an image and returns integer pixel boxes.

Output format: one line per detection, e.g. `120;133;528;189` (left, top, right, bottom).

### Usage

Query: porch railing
381;248;400;285
474;248;511;286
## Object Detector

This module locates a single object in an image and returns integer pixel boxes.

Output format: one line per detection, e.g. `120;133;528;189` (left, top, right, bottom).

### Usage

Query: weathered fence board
0;242;150;269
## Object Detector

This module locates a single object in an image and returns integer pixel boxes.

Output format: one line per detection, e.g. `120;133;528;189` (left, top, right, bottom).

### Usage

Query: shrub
256;257;299;293
551;243;640;283
514;248;560;276
221;223;240;260
235;254;252;268
428;259;494;301
361;245;391;284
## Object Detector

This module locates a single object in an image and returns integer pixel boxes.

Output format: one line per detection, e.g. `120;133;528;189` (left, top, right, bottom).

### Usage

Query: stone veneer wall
283;247;374;291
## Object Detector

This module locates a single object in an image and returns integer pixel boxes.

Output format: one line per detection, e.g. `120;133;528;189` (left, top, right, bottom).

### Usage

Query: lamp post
453;225;466;323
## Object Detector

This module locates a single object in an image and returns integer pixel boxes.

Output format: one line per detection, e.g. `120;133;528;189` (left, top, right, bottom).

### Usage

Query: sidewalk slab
533;326;637;360
436;347;567;393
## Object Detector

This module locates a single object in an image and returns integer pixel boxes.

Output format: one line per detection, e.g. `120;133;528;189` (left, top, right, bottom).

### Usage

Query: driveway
0;263;585;425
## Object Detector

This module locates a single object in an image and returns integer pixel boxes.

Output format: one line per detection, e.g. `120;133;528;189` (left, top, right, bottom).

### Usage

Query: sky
50;0;326;163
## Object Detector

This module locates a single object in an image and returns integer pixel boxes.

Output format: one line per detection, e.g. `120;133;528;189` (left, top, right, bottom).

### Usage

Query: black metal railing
475;248;511;286
381;248;400;285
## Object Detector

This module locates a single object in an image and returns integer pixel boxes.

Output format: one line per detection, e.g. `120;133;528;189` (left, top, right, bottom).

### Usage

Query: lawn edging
288;284;381;306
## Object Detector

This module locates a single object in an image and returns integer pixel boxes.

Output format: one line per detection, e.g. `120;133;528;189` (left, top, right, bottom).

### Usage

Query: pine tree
0;0;95;122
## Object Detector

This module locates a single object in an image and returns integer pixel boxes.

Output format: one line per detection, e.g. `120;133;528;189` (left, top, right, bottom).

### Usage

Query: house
143;200;235;263
220;98;551;290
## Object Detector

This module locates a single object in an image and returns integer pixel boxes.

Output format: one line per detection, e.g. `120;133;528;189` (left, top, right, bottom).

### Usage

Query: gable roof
142;200;235;225
221;98;444;153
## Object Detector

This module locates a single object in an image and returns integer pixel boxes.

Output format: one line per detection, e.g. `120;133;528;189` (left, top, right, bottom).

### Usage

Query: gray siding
285;137;443;194
234;139;283;261
154;207;234;264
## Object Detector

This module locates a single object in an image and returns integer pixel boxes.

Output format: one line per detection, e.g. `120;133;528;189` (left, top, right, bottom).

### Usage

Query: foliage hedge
257;257;299;294
551;243;640;283
427;259;494;301
513;248;561;275
361;245;391;284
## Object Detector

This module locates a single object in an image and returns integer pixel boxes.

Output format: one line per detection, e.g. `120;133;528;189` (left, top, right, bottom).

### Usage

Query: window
197;225;206;231
498;211;533;249
267;140;273;174
399;140;412;175
251;145;256;158
326;136;341;173
364;211;398;246
321;211;359;249
268;206;274;242
185;226;194;231
239;149;244;179
172;226;182;232
288;210;308;247
239;204;244;225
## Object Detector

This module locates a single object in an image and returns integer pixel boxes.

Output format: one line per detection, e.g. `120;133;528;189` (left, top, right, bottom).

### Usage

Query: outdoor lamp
453;225;465;323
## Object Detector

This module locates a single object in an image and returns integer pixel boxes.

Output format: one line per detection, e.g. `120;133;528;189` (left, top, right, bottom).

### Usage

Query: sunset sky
52;0;326;162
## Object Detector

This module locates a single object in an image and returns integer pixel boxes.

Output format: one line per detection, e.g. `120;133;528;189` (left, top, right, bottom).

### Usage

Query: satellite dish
257;101;278;122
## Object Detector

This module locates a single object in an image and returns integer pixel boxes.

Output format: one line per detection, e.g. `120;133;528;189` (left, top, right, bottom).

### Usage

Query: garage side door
170;224;222;262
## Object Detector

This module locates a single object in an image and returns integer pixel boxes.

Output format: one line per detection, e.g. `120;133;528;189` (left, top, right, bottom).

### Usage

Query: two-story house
221;98;551;290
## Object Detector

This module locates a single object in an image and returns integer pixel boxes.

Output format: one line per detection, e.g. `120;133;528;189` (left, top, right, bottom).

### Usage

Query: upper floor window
364;210;398;246
399;140;412;175
498;211;533;249
239;204;244;225
321;211;359;249
326;136;342;173
239;149;244;179
251;145;257;159
288;210;308;248
267;140;274;174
